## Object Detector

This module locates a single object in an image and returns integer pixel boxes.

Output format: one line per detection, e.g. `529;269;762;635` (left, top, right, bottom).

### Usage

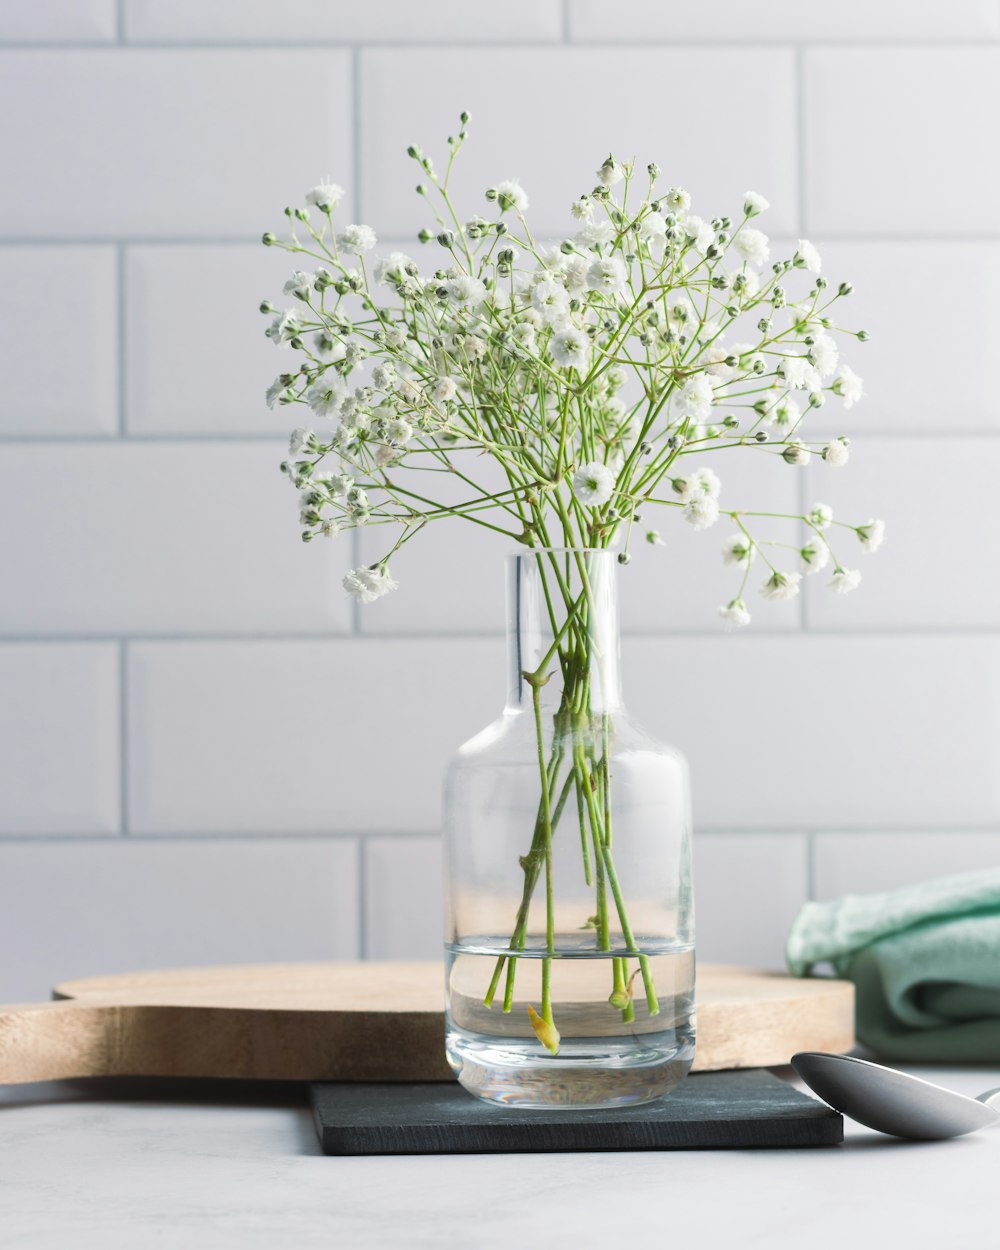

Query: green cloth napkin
786;868;1000;1061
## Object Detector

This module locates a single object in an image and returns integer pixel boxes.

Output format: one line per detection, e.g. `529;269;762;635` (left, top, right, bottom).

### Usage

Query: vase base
447;1033;696;1110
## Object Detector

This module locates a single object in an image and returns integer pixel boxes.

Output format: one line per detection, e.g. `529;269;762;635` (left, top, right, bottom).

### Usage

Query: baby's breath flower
265;377;292;410
683;494;720;530
677;374;715;422
551;326;591;369
374;251;417;286
343;564;398;603
288;427;312;456
575;219;615;249
794;239;823;273
780;355;822;391
597;155;625;187
663;186;690;213
572;461;615;507
832;365;864;408
532;279;571;323
587;256;627;297
810;333;839;380
856;519;886;552
744;191;770;217
320;518;341;538
431;377;459;405
305;181;345;211
799;538;830;573
283;270;316;300
808;503;833;530
337;223;377;254
760;569;801;601
571;196;593;220
306;379;346;418
719;597;751;627
722;533;754;568
266;308;304;347
639;210;667;241
829;567;862;594
732;227;769;267
646;529;664;546
823;437;851;467
492;178;529;212
446;274;486;304
671;466;721;502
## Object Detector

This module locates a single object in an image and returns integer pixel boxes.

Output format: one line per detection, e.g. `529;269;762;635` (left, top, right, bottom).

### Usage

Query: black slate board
310;1070;842;1155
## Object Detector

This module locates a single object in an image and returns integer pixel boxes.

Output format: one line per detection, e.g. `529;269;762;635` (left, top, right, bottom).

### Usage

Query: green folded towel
786;868;1000;1062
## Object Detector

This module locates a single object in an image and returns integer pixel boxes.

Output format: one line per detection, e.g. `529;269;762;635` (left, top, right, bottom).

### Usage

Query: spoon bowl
791;1052;1000;1141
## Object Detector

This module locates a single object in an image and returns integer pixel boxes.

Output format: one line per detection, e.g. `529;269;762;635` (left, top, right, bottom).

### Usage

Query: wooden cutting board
0;962;853;1085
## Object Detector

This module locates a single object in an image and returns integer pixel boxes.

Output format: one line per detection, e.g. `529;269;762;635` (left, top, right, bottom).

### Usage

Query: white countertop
1;1067;996;1249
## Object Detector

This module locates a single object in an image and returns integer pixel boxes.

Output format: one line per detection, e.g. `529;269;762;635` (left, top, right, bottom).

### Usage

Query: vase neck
505;550;624;715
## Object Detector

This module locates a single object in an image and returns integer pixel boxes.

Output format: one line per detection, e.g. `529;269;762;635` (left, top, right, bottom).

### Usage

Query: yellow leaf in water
527;1004;561;1055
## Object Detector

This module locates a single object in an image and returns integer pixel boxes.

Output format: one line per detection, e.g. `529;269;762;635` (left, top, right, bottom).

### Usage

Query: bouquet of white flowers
260;114;880;1074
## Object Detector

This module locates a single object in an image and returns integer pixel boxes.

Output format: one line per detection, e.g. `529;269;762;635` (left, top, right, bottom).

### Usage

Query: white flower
760;570;801;601
683;215;715;254
677;373;715;422
732;227;770;267
283;270;316;300
572;461;616;507
337;223;377;254
719;597;752;627
320;518;341;539
494;178;528;212
446;274;486;304
343;565;398;603
371;362;397;392
672;466;721;502
639;210;667;240
384;417;414;445
597;156;625;187
810;333;839;380
683;494;720;530
265;377;291;409
587;256;628;297
722;533;755;568
266;308;303;347
551;326;591;369
575;219;615;249
374;251;416;285
833;365;864;408
799;538;830;574
532;279;571;323
571;196;594;220
305;181;345;211
563;255;590;293
823;437;851;467
768;396;802;429
744;191;770;217
664;187;691;213
808;503;833;530
646;529;665;546
306;378;346;418
431;377;459;404
288;426;312;456
330;473;354;497
828;567;862;595
314;331;345;359
856;519;886;552
794;239;823;273
780;355;822;391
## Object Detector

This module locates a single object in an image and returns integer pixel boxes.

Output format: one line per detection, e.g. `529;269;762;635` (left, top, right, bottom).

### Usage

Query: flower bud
418;227;434;243
647;162;661;180
838;281;854;296
460;110;471;124
261;232;277;246
857;329;871;341
617;552;631;565
754;431;769;443
406;144;422;160
259;300;275;314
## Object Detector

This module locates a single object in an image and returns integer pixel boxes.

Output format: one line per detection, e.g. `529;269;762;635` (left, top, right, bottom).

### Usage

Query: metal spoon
791;1051;1000;1140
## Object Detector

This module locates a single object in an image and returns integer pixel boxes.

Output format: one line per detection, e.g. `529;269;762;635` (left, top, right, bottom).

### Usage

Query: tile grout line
116;241;127;435
118;639;130;834
6;38;1000;50
115;0;125;43
794;45;808;633
805;831;817;900
561;0;571;42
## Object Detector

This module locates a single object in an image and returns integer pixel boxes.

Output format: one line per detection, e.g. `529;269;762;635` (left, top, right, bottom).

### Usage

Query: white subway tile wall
1;9;997;999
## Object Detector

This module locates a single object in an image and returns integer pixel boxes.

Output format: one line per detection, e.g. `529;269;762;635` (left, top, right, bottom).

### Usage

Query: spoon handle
974;1087;1000;1109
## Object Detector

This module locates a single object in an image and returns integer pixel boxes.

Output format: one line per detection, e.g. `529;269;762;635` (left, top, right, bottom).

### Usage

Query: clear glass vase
443;549;695;1109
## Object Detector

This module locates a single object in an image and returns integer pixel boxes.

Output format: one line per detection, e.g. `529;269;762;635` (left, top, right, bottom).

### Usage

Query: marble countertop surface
2;1066;997;1249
